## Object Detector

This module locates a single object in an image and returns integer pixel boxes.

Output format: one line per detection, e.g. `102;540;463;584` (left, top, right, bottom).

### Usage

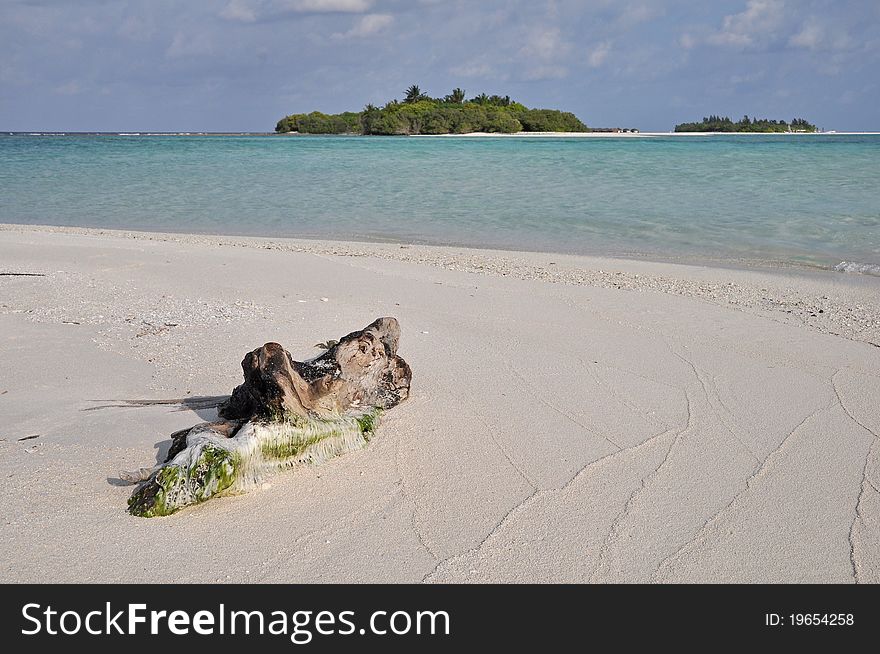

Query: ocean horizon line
5;130;880;137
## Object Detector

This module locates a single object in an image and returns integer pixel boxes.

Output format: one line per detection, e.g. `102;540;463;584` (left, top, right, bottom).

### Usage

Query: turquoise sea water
1;133;879;271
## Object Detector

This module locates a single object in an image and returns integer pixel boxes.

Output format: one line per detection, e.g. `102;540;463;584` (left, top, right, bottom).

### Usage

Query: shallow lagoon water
2;133;878;271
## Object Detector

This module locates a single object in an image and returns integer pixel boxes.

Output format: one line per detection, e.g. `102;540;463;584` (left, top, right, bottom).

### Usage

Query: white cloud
287;0;373;12
678;33;697;50
522;64;567;81
221;0;372;22
520;27;571;61
729;70;766;85
587;41;611;68
706;0;785;48
449;61;494;78
332;13;392;39
682;3;858;56
54;80;81;95
220;0;257;23
789;20;822;49
616;3;662;28
789;17;853;51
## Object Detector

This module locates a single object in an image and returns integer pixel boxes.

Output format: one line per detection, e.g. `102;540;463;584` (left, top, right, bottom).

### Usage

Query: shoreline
7;130;880;137
3;222;879;348
1;223;878;582
412;131;880;138
0;221;871;277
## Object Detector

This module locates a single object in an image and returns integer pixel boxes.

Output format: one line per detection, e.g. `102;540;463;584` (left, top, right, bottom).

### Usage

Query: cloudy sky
2;0;878;131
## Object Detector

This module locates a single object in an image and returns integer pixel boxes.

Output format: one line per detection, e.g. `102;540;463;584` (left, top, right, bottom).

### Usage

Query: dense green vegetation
275;85;589;135
674;115;818;133
279;111;362;134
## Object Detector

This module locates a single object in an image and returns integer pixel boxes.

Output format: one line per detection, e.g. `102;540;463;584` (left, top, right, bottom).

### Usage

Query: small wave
833;261;880;276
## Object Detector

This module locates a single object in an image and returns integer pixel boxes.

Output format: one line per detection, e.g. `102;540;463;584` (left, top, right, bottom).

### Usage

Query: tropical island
674;115;818;133
275;85;589;135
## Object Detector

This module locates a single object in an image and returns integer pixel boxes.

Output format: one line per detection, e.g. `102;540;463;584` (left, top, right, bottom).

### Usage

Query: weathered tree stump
123;317;411;516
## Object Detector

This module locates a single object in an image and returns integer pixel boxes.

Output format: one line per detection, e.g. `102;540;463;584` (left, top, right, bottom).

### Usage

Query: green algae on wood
127;410;381;517
128;444;239;517
123;317;409;517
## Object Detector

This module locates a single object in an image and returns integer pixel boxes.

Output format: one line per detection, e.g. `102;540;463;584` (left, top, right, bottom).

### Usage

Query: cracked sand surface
1;227;878;583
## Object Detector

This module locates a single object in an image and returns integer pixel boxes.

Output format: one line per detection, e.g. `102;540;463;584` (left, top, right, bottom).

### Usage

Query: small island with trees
674;115;818;133
275;85;589;135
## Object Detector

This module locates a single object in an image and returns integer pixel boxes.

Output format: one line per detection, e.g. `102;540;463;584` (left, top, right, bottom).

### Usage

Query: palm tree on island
404;84;428;104
275;84;590;134
444;88;466;104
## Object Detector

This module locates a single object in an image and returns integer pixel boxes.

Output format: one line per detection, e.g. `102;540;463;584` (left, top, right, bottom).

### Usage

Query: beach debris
0;272;46;277
84;395;228;412
313;339;339;350
123;317;412;517
17;434;40;441
136;320;180;337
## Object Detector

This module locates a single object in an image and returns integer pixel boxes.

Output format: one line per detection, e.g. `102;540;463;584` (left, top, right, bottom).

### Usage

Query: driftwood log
124;317;411;517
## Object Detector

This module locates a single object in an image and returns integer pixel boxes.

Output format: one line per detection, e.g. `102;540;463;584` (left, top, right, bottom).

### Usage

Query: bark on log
124;317;411;517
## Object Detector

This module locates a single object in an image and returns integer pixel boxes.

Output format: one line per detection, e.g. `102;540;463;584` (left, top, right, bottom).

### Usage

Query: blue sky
1;0;878;131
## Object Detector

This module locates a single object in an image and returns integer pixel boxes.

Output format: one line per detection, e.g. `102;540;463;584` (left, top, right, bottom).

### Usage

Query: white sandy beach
1;224;878;583
407;131;880;138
